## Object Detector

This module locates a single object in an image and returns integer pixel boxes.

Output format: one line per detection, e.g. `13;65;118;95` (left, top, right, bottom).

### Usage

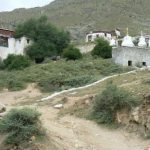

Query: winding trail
40;70;137;101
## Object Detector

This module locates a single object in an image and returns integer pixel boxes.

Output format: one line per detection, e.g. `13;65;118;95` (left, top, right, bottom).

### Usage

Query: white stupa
121;28;135;47
110;38;116;46
138;31;147;47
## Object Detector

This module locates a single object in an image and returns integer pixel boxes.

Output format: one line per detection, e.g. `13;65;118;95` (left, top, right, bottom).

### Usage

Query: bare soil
0;84;150;150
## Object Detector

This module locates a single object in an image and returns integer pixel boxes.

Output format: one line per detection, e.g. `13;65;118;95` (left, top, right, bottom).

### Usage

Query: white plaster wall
112;47;150;66
0;46;10;59
86;33;106;42
0;36;31;60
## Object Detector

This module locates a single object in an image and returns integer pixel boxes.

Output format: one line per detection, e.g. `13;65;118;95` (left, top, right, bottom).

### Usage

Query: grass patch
0;55;131;92
0;55;129;92
59;70;150;125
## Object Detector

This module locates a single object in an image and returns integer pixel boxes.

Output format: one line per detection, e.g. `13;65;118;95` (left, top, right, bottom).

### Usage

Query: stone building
112;47;150;67
112;30;150;67
0;28;31;60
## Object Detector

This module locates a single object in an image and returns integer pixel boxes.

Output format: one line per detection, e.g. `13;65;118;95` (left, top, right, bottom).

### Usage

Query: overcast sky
0;0;55;12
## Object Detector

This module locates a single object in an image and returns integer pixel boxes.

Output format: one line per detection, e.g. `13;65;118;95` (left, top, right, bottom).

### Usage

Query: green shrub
4;54;31;70
91;38;112;58
64;75;92;87
0;108;44;146
0;58;5;70
38;75;93;92
63;45;82;60
90;83;138;124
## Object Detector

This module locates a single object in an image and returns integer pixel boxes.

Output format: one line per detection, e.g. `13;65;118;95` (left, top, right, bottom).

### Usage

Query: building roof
86;30;118;36
0;28;14;37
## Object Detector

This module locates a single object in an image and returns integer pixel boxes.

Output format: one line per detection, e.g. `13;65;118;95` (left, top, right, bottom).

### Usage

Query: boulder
0;103;6;113
54;104;63;109
131;107;140;123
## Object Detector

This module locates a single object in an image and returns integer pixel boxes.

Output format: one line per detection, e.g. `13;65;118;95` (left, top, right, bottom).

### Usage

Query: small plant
0;108;44;147
62;45;82;60
4;54;31;70
90;83;139;124
7;79;25;91
91;38;112;58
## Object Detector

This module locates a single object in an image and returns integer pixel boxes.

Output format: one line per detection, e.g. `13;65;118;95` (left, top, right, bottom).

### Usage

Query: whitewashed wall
0;37;31;60
112;47;150;66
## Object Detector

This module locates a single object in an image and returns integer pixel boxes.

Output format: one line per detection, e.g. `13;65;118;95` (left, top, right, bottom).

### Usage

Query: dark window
0;36;8;47
96;34;99;38
128;61;132;66
88;35;92;41
142;62;146;66
27;39;30;44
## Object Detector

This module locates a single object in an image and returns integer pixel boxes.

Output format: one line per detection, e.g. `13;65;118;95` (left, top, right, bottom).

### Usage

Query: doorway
128;61;132;66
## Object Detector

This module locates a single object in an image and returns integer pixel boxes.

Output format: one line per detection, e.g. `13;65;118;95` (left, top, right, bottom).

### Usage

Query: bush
90;83;138;124
0;58;5;70
4;54;30;70
63;45;82;60
0;108;44;146
91;38;112;58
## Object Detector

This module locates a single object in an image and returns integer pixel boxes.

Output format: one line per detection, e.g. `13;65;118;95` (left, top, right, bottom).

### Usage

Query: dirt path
0;71;150;149
39;106;150;150
40;70;137;102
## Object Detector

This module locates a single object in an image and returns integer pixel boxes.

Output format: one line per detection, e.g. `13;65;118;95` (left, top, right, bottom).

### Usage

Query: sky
0;0;55;12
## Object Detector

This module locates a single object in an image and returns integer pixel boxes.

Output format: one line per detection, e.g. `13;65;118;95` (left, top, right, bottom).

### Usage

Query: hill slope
0;0;150;42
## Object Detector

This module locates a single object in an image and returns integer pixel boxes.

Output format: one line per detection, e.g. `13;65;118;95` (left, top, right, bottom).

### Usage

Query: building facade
112;47;150;67
85;29;121;43
0;28;31;60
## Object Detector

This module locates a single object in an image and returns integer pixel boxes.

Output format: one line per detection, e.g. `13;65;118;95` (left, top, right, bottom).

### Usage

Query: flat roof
0;28;14;37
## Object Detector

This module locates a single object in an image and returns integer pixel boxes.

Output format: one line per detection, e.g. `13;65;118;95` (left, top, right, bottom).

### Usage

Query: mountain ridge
0;0;150;42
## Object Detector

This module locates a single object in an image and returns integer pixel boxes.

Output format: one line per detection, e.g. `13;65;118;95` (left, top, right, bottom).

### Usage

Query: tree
91;38;112;58
14;16;70;62
62;45;82;60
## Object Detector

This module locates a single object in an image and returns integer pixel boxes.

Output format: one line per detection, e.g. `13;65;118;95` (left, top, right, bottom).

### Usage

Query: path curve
40;70;138;102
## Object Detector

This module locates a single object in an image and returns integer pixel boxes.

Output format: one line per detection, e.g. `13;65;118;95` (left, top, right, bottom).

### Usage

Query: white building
0;28;31;60
113;30;150;67
85;29;121;43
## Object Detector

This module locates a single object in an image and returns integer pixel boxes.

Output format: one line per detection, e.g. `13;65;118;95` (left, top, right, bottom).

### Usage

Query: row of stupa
122;29;149;47
110;29;150;47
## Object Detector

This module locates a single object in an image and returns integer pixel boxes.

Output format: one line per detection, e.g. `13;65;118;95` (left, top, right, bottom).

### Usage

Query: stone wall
112;47;150;66
77;43;95;53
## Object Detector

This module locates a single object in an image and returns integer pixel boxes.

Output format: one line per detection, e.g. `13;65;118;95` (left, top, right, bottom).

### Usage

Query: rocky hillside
1;0;150;42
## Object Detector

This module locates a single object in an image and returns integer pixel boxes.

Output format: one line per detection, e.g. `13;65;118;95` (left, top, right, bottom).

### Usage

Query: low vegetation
91;38;112;59
3;54;31;70
0;55;131;92
0;108;44;147
90;83;139;124
62;45;82;60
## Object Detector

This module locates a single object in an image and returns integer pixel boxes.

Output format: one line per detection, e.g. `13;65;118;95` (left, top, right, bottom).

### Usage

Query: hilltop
1;0;150;42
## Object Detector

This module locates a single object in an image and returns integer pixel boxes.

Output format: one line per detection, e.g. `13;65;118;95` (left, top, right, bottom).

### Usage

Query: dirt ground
0;85;150;150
